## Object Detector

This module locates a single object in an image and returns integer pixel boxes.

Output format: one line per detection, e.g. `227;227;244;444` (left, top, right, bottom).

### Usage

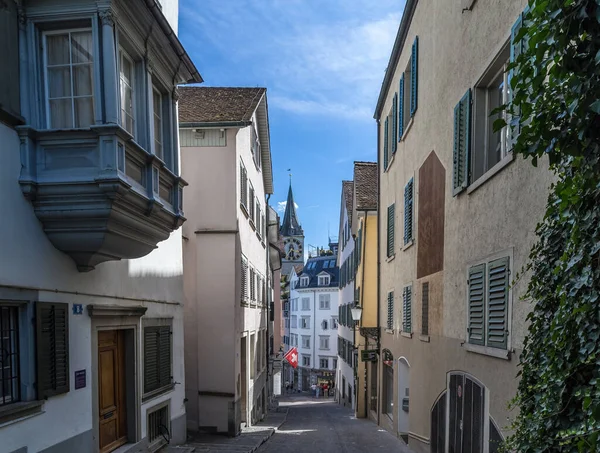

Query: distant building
179;86;275;435
280;182;305;276
0;1;200;452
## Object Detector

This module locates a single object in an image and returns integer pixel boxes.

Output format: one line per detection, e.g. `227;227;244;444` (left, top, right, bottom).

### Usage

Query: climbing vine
500;0;600;451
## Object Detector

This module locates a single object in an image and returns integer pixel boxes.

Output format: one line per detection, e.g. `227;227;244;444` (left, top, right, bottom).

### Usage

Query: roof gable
354;162;378;211
178;87;266;124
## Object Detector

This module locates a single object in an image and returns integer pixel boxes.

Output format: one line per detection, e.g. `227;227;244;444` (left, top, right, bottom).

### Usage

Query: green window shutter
392;93;398;153
411;36;418;116
403;286;412;333
398;73;405;139
387;204;395;257
144;325;172;393
487;257;509;349
36;302;70;399
467;264;486;345
404;178;414;244
452;89;472;195
383;117;389;169
387;291;394;330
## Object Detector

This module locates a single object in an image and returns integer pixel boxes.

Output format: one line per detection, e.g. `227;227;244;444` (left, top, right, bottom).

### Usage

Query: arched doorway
397;357;410;439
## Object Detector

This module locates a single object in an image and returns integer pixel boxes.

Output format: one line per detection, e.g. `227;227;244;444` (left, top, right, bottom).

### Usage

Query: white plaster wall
160;0;179;35
314;288;339;372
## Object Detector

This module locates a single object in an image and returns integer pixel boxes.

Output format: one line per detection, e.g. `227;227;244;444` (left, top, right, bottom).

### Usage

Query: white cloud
277;201;299;213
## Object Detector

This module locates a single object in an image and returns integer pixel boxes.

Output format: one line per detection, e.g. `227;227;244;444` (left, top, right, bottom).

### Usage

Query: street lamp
350;304;363;323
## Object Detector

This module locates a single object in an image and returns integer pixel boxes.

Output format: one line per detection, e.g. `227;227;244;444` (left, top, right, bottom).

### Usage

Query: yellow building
351;162;379;421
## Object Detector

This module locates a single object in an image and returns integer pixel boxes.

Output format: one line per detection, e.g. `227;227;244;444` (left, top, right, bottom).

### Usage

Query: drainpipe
376;118;382;427
360;209;369;419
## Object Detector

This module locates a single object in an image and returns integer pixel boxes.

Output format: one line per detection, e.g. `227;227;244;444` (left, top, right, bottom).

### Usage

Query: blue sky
179;0;404;256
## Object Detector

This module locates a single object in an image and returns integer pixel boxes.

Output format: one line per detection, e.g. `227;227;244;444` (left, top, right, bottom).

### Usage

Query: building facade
350;162;379;422
179;87;274;436
374;1;551;452
336;181;356;409
288;255;339;391
0;1;200;452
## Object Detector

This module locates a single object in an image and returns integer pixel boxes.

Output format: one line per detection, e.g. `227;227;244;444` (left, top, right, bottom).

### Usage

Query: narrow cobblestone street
257;395;415;453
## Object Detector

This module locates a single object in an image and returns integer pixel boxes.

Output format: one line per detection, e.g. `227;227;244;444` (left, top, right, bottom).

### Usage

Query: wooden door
98;330;127;453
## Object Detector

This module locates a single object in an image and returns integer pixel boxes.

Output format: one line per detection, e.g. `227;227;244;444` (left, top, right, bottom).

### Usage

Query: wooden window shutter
383;117;389;169
403;286;412;333
392;93;398;153
398;73;405;139
452;89;472;195
36;302;69;398
144;325;172;393
241;257;248;302
387;291;394;330
387;204;395;257
411;36;419;116
487;257;509;349
467;264;486;345
404;178;414;244
422;282;429;336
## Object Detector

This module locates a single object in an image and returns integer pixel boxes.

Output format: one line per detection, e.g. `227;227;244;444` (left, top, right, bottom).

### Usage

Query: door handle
103;411;114;419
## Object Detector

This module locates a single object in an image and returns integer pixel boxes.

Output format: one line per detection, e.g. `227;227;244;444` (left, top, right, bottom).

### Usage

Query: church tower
280;182;304;275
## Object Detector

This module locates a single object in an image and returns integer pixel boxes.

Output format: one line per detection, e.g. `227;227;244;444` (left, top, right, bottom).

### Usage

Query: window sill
419;334;430;343
462;342;511;360
385;328;394;334
386;254;396;263
0;400;44;427
385;153;396;172
249;219;256;231
399;117;414;142
240;203;249;218
467;153;514;195
402;240;414;251
401;331;413;338
142;383;175;403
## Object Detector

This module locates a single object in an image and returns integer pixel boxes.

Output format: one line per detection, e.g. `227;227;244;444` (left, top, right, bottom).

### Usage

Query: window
255;198;261;229
319;336;329;350
387;204;395;257
284;318;290;328
404;178;414;245
422;282;429;336
323;260;330;269
383;109;394;169
300;276;309;287
291;298;297;311
398;36;418;140
318;275;330;286
0;306;20;406
250;334;255;379
386;291;394;330
292;334;298;347
467;257;510;349
144;324;172;394
403;285;412;333
44;29;94;129
119;49;135;134
321;319;328;330
250;267;256;301
333;358;337;369
251;125;261;169
319;294;330;309
291;315;297;328
249;184;255;223
36;302;70;399
241;255;248;303
383;355;394;417
301;316;310;329
472;56;511;182
332;317;338;329
240;161;248;209
302;336;310;349
319;358;328;369
152;87;163;160
301;297;310;311
302;355;310;367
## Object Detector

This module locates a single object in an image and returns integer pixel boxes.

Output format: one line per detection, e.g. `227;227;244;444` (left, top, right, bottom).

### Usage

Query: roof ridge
354;161;377;165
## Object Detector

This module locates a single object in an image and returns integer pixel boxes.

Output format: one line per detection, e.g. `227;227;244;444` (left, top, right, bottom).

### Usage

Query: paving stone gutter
160;408;289;453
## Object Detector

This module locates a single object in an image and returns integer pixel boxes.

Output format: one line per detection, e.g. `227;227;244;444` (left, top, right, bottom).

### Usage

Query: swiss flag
284;347;299;369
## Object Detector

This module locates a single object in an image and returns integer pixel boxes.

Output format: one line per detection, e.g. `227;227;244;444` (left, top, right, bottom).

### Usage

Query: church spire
280;182;303;236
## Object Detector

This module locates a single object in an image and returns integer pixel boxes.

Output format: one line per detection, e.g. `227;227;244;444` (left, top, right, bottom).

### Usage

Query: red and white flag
283;347;299;369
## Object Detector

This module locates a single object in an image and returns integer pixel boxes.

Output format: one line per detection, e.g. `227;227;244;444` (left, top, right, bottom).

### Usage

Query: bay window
44;29;95;129
152;87;164;160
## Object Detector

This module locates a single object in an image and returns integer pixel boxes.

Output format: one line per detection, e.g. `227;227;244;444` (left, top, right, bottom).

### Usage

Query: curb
252;408;289;452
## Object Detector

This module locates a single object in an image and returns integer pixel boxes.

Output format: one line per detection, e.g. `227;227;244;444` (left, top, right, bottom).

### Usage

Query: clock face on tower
283;237;303;261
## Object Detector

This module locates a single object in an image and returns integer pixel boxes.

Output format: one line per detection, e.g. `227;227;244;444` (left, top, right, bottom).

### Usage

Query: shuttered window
386;291;394;330
403;285;412;333
250;268;256;301
468;257;510;349
240;161;248;208
467;264;485;345
410;36;419;116
241;256;248;303
392;93;398;153
144;325;172;394
383;117;389;170
452;89;472;195
397;74;405;142
487;257;509;349
36;302;69;399
509;12;525;149
387;204;395;258
249;184;255;221
422;282;429;336
404;178;414;244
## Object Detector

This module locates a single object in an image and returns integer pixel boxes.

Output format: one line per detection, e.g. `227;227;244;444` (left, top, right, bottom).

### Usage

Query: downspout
360;209;369;419
376;118;382;427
